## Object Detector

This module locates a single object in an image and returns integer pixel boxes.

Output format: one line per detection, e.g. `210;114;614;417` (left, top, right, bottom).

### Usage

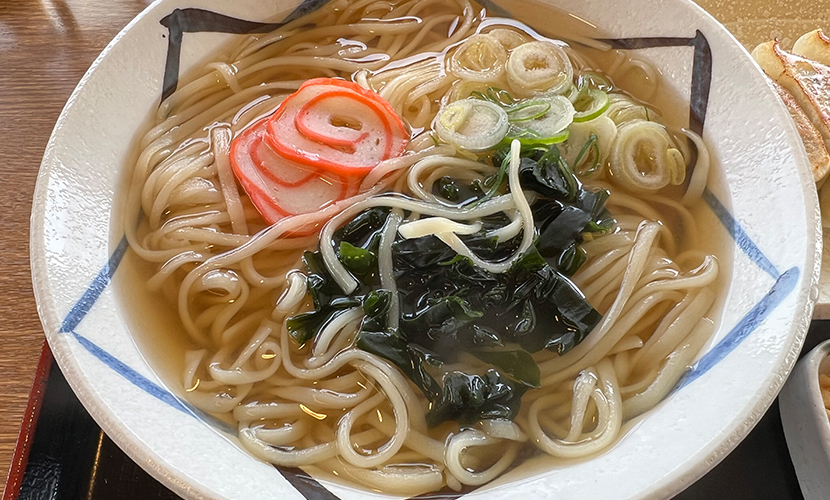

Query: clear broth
111;0;734;492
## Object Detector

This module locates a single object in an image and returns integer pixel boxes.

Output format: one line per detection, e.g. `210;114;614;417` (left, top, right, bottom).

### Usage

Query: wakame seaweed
287;144;612;425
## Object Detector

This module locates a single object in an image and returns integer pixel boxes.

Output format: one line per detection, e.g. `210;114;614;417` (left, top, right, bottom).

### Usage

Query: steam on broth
120;0;723;494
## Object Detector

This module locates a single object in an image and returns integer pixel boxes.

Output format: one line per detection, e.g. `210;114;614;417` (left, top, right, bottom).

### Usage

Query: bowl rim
29;0;822;498
780;339;830;499
28;2;217;498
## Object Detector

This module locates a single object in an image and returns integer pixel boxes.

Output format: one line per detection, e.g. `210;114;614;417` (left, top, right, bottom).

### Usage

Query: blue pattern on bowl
51;0;803;498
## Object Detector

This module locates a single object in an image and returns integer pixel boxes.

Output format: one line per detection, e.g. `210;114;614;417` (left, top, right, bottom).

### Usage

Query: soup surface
115;0;731;494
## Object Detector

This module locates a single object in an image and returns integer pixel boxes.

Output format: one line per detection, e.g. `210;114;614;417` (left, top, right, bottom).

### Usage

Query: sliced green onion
609;120;686;192
429;133;441;148
503;128;569;146
573;133;600;176
469;87;516;108
486;28;526;50
568;85;585;104
506;100;551;121
450;34;508;82
560;115;617;172
466;152;511;207
563;83;579;102
606;93;658;125
486;87;515;106
572;88;609;122
539;142;579;196
506;41;573;96
433;98;509;152
448;80;492;103
508;95;574;140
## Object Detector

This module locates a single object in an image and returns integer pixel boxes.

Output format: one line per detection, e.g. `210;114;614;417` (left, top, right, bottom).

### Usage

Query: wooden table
0;0;151;491
0;0;827;496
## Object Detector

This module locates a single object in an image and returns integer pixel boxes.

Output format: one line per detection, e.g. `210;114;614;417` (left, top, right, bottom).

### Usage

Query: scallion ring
606;93;657;125
573;133;601;176
503;127;570;146
560;115;617;172
506;100;552;121
507;95;574;140
506;40;573;96
433;98;510;152
449;34;508;82
609;120;686;192
572;88;609;122
487;87;515;106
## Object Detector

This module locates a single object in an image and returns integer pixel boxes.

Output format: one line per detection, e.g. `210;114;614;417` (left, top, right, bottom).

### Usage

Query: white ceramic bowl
780;339;830;500
30;0;821;499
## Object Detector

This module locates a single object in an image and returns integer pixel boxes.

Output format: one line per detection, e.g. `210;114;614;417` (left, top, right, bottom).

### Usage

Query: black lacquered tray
9;322;830;500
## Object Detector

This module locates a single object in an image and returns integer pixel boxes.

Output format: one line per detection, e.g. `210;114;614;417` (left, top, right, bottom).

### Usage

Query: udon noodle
123;0;719;494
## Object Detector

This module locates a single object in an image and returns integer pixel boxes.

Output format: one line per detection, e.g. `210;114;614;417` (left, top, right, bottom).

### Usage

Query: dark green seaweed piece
472;350;540;388
492;142;615;267
288;148;611;424
336;207;390;250
438;176;460;201
303;250;346;310
287;307;354;346
338;241;375;275
427;370;528;426
356;329;442;402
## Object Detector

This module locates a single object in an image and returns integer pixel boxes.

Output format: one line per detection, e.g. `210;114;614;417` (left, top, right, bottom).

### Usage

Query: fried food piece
768;78;830;182
753;39;830;183
793;29;830;67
